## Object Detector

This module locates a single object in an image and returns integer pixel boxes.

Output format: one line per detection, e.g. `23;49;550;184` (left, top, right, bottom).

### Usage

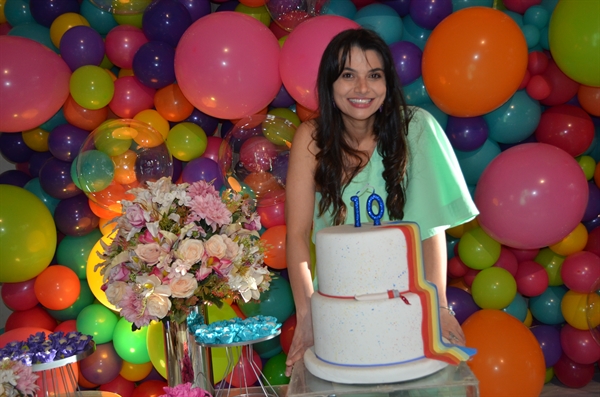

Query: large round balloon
462;310;545;397
475;143;589;249
0;185;57;283
175;11;281;120
422;7;528;117
548;0;600;87
0;35;71;132
90;0;152;14
279;15;360;111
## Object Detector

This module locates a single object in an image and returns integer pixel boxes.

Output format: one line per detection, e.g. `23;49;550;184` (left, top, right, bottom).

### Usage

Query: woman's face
332;47;387;124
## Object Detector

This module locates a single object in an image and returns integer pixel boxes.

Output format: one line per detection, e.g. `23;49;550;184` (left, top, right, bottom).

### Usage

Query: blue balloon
24;177;61;215
401;14;430;50
451;0;493;12
142;0;192;48
39;157;82;200
353;3;403;45
4;0;35;27
402;76;431;106
0;132;35;164
529;285;567;325
418;102;448;130
28;151;54;178
60;25;106;71
409;0;452;30
521;24;541;49
446;286;479;325
389;40;422;86
0;170;32;187
132;41;176;89
80;0;118;36
185;109;219;137
7;22;58;53
40;108;67;132
29;0;80;27
178;0;211;22
454;139;501;185
523;5;550;29
502;292;528;322
484;90;542;144
53;193;99;237
181;157;223;190
322;0;357;19
48;124;90;163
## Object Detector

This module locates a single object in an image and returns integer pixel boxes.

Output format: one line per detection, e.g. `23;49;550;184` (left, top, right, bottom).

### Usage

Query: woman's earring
379;105;383;113
333;101;337;109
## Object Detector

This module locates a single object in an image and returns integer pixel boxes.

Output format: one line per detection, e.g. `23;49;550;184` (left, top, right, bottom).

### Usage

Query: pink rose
146;293;171;318
222;235;239;260
135;243;161;265
170;273;198;298
138;229;155;244
176;239;205;264
204;235;227;259
126;204;146;228
108;264;130;282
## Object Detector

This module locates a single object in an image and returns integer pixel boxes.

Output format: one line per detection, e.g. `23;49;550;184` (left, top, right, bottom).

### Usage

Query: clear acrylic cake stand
198;330;282;397
31;342;96;397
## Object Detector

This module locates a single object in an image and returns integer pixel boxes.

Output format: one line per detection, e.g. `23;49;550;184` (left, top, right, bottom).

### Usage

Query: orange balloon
36;363;80;395
422;7;528;117
63;95;108;131
88;181;136;214
89;199;122;220
243;172;284;200
34;265;81;310
462;309;545;397
260;224;287;269
0;326;53;348
120;360;153;382
296;102;318;121
577;84;600;117
154;83;194;122
112;150;138;185
132;380;168;397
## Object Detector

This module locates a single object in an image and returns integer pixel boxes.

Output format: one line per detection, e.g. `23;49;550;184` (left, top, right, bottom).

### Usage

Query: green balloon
0;185;56;283
93;126;132;157
47;281;96;321
262;352;290;385
77;149;115;193
112;317;150;364
70;65;115;110
471;267;517;310
57;229;103;279
549;0;600;86
458;227;501;270
535;248;565;286
254;335;282;359
76;303;119;344
166;122;207;161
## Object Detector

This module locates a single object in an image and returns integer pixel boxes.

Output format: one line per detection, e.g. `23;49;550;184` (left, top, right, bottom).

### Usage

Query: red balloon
560;324;600;365
534;104;594;157
0;326;53;348
527;51;549;75
553;353;595;388
539;59;580;107
526;75;551;100
5;306;57;332
100;375;135;397
34;265;81;310
226;346;262;388
447;256;469;278
463;267;480;287
1;278;39;311
503;0;542;14
586;227;600;257
492;247;519;277
561;251;600;293
54;319;78;334
132;380;168;397
257;201;286;229
506;247;539;263
515;260;549;297
280;314;296;355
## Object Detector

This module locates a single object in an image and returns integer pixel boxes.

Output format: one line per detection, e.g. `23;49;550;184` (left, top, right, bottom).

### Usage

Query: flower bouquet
0;359;38;397
160;382;212;397
95;177;272;328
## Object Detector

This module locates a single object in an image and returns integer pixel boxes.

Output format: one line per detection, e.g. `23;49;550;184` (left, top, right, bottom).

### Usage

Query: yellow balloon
114;12;144;28
146;320;167;379
235;4;271;26
50;12;90;49
120;360;153;382
549;223;588;256
86;231;119;311
99;218;118;236
135;109;170;140
561;290;595;330
523;309;533;327
447;217;479;239
0;0;6;25
22;127;50;152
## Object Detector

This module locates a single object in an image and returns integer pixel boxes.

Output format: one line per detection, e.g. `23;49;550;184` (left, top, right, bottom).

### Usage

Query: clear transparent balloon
588;276;600;346
89;0;152;14
76;119;173;214
265;0;328;31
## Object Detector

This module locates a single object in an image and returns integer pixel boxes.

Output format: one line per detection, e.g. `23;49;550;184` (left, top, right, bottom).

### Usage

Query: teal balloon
263;352;290;385
524;6;550;29
401;15;430;50
47;281;95;321
454;139;501;185
503;10;524;27
4;0;35;27
502;292;528;322
70;158;83;190
419;102;448;130
451;0;493;11
322;0;357;19
8;23;59;53
254;335;282;359
24;178;61;215
540;26;550;50
353;4;402;45
77;149;115;193
521;24;540;48
57;229;102;279
80;0;119;36
76;304;119;344
403;77;431;106
529;286;567;325
238;276;295;324
483;90;541;144
112;318;150;364
40;109;67;132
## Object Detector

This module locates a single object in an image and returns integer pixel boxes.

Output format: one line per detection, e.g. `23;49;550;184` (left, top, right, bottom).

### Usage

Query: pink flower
196;263;212;281
126;204;146;228
138;229;155;244
160;382;212;397
119;288;154;327
108;263;130;282
135;243;162;265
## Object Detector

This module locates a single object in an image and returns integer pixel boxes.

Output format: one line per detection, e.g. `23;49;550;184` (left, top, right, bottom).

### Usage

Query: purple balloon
48;124;89;162
39;157;81;199
0;133;35;164
0;169;32;187
181;157;223;190
79;342;123;385
142;0;192;48
445;286;480;325
531;324;563;368
28;151;53;178
132;41;176;89
135;144;173;183
390;41;422;86
172;157;184;182
381;0;410;17
185;108;219;136
270;84;296;108
59;25;105;71
216;0;241;12
445;116;489;152
271;152;289;186
53;193;99;237
582;181;600;222
29;0;80;27
177;0;211;21
409;0;452;30
583;215;600;233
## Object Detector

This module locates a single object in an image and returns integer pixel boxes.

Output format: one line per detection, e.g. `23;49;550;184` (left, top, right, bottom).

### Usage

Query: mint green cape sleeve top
312;107;479;242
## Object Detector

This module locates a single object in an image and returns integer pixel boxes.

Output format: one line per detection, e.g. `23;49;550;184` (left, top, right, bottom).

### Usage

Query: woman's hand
440;309;465;346
284;316;314;377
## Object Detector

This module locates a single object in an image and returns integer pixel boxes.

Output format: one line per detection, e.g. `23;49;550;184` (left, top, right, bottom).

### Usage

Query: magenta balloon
201;136;223;163
560;251;600;294
0;36;70;132
1;278;39;311
280;15;360;111
560;324;600;365
515;260;549;297
175;12;281;120
239;136;278;173
474;143;589;250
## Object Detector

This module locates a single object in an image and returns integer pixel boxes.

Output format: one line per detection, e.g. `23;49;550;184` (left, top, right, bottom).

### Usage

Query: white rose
134;243;161;264
204;235;227;259
105;281;128;305
170;273;198;298
146;293;172;318
222;235;240;260
177;239;205;263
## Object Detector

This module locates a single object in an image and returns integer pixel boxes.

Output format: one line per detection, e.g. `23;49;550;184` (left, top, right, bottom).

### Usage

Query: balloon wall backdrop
0;0;599;395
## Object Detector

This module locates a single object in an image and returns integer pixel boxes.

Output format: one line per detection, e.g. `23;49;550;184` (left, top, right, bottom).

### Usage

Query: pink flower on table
196;263;212;281
187;190;232;231
138;229;155;244
126;204;147;228
135;243;162;265
146;292;171;318
170;273;198;298
176;239;205;264
204;235;227;259
160;382;212;397
108;263;130;282
118;288;154;328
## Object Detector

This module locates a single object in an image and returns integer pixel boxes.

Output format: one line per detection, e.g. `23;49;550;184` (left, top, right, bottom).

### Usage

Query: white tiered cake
303;221;461;384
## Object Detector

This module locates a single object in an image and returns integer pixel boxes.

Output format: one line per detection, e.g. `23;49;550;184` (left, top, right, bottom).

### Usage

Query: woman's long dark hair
314;28;413;225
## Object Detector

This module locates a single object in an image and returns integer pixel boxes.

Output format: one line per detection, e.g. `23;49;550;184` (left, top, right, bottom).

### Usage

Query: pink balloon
239;136;278;173
201;136;224;163
534;104;595;157
1;278;39;311
0;36;71;132
560;251;600;293
560;324;600;365
280;15;360;111
474;143;589;249
506;247;539;263
447;256;469;278
108;76;156;118
257;201;286;229
175;12;281;120
105;25;149;70
492;247;519;277
515;260;549;297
